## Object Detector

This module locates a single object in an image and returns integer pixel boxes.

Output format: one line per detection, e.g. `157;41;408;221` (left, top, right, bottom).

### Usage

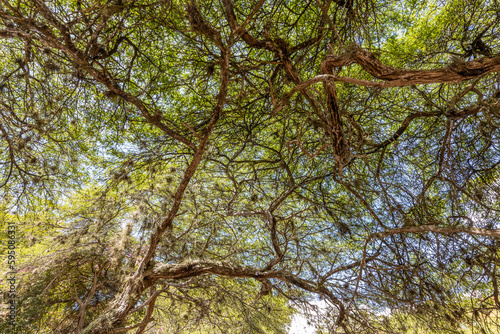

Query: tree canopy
1;0;500;333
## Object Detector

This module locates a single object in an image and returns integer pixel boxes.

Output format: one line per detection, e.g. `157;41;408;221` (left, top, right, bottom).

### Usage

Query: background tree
1;0;500;333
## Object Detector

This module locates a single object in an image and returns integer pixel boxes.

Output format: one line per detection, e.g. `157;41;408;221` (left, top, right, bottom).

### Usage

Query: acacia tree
1;0;500;333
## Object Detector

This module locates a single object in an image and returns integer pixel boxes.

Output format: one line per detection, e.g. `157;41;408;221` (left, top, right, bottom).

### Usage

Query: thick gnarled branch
322;45;500;84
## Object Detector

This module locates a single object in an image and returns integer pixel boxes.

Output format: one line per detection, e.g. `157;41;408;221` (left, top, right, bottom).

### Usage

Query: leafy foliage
1;0;500;333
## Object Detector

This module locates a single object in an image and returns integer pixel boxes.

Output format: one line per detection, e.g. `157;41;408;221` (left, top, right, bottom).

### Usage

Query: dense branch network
1;0;500;333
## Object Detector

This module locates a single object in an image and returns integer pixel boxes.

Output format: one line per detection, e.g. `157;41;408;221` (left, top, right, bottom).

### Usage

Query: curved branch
2;8;197;151
145;259;346;325
370;225;500;240
366;111;440;153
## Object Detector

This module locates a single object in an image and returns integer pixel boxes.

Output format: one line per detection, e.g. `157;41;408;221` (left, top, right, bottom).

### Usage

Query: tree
1;0;500;333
